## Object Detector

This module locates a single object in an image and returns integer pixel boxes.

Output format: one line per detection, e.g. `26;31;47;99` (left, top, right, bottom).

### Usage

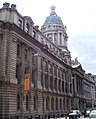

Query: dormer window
18;19;22;28
32;31;36;38
26;23;29;33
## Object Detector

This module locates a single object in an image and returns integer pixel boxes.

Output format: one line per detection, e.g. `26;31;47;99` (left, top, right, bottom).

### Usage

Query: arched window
45;74;49;89
60;98;62;110
26;93;29;110
50;76;53;90
34;95;38;110
26;93;30;110
67;98;69;110
63;98;65;109
42;96;44;112
51;97;54;110
46;96;50;110
56;98;58;110
54;78;57;91
17;93;20;110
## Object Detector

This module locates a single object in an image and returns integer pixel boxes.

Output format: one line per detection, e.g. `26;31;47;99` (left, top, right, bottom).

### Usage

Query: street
60;117;90;119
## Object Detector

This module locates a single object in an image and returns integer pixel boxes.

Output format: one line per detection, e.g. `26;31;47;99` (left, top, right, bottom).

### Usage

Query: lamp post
21;85;24;119
21;52;38;119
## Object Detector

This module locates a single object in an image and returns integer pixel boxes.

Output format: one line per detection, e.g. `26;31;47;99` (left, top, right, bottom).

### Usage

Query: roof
44;15;63;26
43;5;63;26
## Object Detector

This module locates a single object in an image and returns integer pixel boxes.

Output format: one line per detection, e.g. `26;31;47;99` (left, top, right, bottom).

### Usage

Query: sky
0;0;96;75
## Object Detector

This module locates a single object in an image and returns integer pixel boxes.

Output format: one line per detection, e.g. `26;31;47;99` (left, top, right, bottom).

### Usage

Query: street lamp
21;52;38;119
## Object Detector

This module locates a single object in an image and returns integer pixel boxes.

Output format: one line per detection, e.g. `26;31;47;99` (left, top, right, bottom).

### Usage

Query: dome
43;5;64;26
44;15;63;26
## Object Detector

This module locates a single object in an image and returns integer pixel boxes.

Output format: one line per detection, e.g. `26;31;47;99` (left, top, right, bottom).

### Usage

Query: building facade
83;73;95;109
0;2;95;119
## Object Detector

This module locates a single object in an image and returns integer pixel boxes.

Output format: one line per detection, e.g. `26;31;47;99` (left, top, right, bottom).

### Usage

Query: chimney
3;2;10;8
11;4;16;11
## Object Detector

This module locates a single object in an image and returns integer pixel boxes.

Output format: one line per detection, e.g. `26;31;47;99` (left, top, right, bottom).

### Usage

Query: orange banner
24;74;30;91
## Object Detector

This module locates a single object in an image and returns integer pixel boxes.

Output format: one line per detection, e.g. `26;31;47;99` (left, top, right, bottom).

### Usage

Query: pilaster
36;55;42;90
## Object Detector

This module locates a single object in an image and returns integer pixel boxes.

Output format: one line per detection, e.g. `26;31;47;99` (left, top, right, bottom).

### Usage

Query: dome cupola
41;5;71;65
43;5;63;26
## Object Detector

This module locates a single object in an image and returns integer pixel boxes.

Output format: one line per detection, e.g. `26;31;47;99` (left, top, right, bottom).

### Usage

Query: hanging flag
24;74;30;91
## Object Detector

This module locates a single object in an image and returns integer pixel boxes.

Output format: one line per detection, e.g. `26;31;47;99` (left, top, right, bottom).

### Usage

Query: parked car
83;109;91;117
89;110;96;119
69;110;81;119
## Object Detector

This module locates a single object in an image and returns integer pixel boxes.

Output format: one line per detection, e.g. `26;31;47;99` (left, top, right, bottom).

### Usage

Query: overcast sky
0;0;96;75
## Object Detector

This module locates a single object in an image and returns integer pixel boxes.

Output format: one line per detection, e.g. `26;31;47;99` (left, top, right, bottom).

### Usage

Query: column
62;33;63;46
37;92;43;113
7;34;17;84
52;33;54;44
74;74;77;94
58;32;60;45
36;54;42;89
0;33;7;78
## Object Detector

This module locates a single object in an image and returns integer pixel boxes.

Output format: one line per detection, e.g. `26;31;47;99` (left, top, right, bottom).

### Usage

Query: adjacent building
0;2;95;119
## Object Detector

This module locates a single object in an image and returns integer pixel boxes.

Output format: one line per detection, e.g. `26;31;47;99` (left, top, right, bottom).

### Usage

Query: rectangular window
50;76;53;90
50;64;53;74
32;71;35;85
54;78;57;91
58;69;60;78
45;61;48;72
62;81;64;92
45;74;49;89
41;72;43;87
54;66;57;76
70;83;72;93
58;80;61;91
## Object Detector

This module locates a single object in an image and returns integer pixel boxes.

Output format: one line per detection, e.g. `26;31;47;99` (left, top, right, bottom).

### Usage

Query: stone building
71;58;85;110
0;2;95;119
83;73;95;109
0;2;73;119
